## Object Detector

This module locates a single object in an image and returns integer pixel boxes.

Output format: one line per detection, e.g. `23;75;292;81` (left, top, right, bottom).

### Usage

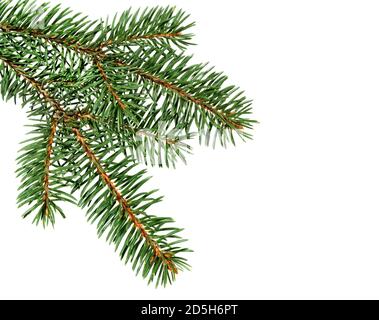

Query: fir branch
0;3;194;53
0;0;254;285
72;127;189;285
100;6;194;50
129;64;245;130
73;128;177;271
113;47;255;144
16;118;76;226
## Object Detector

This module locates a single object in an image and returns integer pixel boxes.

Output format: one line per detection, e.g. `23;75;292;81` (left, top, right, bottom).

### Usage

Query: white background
1;0;379;299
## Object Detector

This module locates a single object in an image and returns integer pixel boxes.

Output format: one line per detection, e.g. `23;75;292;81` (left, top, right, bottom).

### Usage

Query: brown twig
94;59;126;110
124;65;244;129
42;117;58;217
0;57;98;124
0;23;102;57
128;32;182;41
72;128;178;273
0;57;64;113
97;32;182;48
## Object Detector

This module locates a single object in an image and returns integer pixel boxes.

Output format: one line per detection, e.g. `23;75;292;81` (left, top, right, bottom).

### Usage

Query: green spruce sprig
0;0;256;286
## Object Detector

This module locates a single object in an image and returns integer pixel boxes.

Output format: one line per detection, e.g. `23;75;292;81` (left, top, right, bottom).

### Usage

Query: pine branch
114;46;255;145
17;117;76;226
72;127;190;286
131;64;245;129
0;2;194;52
73;128;177;269
100;7;194;50
0;0;255;285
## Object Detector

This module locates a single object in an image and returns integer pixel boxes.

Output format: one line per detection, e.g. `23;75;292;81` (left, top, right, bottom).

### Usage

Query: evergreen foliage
0;0;256;286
